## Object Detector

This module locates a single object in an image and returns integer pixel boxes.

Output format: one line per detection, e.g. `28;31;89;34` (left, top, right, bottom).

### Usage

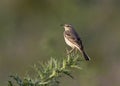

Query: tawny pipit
62;24;90;61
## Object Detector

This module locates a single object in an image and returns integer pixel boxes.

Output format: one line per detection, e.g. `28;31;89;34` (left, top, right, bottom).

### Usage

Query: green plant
8;53;83;86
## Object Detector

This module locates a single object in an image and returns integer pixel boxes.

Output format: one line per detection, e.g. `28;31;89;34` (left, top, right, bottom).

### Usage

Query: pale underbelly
64;37;80;50
64;37;75;48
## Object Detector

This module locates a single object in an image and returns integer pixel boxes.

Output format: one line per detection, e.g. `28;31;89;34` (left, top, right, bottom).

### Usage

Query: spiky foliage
8;53;83;86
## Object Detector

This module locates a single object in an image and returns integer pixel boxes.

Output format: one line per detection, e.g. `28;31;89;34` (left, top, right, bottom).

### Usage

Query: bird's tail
81;50;90;61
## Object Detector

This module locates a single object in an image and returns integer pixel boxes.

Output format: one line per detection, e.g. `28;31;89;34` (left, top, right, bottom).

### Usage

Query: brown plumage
62;24;90;61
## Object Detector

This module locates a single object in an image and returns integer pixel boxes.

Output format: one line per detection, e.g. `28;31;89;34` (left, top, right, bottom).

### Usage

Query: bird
61;24;90;61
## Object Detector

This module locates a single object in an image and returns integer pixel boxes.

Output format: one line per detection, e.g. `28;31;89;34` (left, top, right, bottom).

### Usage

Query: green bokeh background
0;0;120;86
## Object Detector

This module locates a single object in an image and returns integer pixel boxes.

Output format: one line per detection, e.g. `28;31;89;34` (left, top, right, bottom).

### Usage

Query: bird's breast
64;36;75;48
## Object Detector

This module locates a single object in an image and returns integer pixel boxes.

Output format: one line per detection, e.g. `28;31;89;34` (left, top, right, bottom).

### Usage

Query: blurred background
0;0;120;86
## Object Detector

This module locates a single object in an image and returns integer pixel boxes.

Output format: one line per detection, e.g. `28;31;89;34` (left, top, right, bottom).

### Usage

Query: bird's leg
67;48;75;55
75;48;78;54
65;48;69;54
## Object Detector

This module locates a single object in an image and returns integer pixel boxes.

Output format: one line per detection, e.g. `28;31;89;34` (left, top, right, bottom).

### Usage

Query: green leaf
8;81;13;86
8;53;83;86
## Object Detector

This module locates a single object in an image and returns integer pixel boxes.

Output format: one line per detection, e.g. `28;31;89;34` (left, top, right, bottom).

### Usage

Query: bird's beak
60;24;64;26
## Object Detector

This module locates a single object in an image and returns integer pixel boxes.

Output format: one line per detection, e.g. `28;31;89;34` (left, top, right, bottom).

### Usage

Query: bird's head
61;24;73;31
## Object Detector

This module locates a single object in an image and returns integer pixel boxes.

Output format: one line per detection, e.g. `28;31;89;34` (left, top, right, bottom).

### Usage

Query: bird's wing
64;31;83;49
